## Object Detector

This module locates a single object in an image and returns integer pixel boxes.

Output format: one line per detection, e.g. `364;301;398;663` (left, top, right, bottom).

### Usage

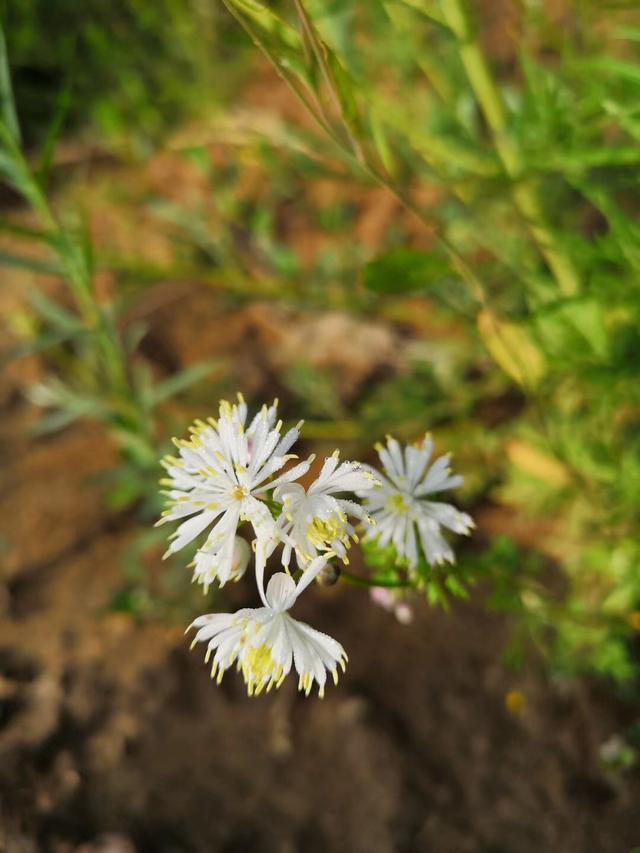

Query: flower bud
316;562;341;587
230;536;251;582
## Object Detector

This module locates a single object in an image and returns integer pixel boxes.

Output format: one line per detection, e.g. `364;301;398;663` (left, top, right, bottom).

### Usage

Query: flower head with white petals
189;552;347;697
275;450;378;569
358;435;474;568
157;394;313;589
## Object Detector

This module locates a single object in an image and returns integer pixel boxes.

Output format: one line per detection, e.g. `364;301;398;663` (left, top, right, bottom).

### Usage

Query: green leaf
363;248;452;294
369;109;396;175
0;219;49;241
31;408;83;436
531;147;640;173
534;298;608;360
0;22;20;144
223;0;308;82
105;476;146;510
445;574;470;599
28;289;81;332
149;360;221;406
477;309;547;388
37;82;73;190
326;47;363;139
613;25;640;42
0;249;59;276
2;328;85;363
385;0;448;29
579;57;640;86
226;0;298;44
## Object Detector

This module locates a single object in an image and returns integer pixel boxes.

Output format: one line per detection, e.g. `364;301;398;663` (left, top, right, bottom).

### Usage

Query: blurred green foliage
1;0;244;145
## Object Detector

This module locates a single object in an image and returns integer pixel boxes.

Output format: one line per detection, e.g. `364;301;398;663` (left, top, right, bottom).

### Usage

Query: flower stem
340;568;412;589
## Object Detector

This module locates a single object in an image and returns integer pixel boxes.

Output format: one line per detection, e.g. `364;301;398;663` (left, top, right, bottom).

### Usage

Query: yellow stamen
306;513;348;549
241;644;283;695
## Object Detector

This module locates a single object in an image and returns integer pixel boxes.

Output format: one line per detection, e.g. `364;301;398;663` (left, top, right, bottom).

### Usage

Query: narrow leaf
2;328;84;363
149;360;221;405
0;22;20;144
31;408;82;436
37;82;73;190
0;249;59;275
28;289;81;332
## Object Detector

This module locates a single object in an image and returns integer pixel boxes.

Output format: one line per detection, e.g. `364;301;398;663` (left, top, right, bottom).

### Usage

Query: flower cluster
158;395;377;697
159;396;473;698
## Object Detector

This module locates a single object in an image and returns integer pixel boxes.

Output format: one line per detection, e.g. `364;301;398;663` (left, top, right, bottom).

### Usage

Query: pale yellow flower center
242;643;284;696
306;514;346;548
387;493;410;514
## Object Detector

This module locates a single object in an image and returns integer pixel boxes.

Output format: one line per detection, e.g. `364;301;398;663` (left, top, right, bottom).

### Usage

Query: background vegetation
1;2;640;847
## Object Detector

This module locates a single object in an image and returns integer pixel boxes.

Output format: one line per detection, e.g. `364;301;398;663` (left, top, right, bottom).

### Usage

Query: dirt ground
1;283;640;853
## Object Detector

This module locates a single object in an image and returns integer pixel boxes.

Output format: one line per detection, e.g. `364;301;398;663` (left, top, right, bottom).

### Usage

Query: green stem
340;568;413;589
439;0;581;297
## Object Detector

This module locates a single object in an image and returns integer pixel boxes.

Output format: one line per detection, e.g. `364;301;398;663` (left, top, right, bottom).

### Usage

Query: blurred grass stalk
439;0;581;298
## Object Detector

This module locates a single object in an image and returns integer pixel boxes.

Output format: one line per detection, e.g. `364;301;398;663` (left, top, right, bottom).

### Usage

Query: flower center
231;485;248;501
307;514;346;548
387;493;410;514
241;643;284;696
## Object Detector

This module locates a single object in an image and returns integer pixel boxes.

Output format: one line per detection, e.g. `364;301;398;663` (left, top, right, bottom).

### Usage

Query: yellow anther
306;515;348;549
242;644;280;694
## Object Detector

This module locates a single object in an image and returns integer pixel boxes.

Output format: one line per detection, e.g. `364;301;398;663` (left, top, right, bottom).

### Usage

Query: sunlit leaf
477;309;546;387
505;440;571;487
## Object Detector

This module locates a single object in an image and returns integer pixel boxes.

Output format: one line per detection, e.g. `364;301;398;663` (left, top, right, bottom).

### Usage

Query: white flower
158;395;312;587
274;451;378;569
193;535;250;590
359;435;474;568
188;552;347;697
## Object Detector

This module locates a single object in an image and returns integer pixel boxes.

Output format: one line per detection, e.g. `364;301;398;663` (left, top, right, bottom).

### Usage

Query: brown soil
2;287;640;853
